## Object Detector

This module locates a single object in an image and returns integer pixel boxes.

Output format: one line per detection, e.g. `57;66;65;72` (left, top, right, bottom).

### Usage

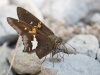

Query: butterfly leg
23;46;29;52
29;41;33;51
23;42;32;52
41;56;46;64
55;49;61;62
54;47;65;62
23;42;29;52
25;40;33;52
50;50;54;67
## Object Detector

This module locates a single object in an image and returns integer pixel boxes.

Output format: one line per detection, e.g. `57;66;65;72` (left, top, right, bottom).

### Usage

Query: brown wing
7;17;33;35
21;31;54;59
35;34;54;59
7;17;54;59
17;7;54;36
7;17;34;52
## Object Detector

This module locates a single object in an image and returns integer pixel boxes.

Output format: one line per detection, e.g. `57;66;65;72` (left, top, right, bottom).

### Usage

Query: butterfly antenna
55;47;59;61
62;41;76;54
6;36;21;75
62;43;69;56
57;48;65;62
66;43;76;53
41;56;47;64
62;52;65;62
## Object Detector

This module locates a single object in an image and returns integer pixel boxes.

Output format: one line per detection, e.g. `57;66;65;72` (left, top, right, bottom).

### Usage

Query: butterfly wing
7;17;34;52
7;17;54;59
35;34;54;59
26;33;54;59
7;17;33;35
17;7;54;36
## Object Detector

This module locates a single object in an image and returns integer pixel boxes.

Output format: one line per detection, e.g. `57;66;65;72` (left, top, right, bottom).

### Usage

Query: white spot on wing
31;35;38;49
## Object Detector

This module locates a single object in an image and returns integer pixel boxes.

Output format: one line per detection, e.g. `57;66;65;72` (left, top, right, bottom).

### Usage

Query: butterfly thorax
48;35;63;45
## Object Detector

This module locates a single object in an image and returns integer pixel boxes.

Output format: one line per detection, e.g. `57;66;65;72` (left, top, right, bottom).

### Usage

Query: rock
85;25;92;34
90;13;100;24
97;49;100;62
0;44;14;75
65;34;99;58
10;0;43;21
73;25;81;34
0;5;18;37
77;22;85;27
0;0;9;8
41;0;100;25
8;47;41;74
42;53;100;75
91;24;100;41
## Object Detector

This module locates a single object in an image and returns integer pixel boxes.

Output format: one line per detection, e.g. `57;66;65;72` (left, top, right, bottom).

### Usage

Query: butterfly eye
55;40;60;43
55;37;62;44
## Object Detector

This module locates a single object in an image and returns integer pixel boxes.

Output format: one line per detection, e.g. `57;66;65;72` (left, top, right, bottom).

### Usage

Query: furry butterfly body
7;7;63;59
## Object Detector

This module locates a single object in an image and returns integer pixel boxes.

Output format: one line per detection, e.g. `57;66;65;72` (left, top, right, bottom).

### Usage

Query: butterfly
7;7;67;59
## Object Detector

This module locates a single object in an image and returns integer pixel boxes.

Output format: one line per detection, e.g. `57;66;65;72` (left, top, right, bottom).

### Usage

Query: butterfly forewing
17;7;54;36
7;17;33;35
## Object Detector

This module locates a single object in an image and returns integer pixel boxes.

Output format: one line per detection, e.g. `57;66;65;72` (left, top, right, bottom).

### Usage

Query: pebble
42;53;100;75
8;47;41;74
65;34;99;58
97;49;100;62
41;0;100;25
90;13;100;24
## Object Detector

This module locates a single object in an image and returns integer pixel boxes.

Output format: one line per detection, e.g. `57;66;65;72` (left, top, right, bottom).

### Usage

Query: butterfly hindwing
17;7;54;36
35;34;55;59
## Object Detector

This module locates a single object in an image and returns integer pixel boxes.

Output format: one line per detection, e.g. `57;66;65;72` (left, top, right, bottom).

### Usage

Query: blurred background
0;0;100;46
1;0;100;46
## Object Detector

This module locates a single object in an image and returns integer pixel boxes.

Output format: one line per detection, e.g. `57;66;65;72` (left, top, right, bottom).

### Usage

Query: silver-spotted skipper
7;7;67;59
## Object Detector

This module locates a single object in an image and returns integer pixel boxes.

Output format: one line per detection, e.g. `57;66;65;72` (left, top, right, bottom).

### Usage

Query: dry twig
6;36;21;75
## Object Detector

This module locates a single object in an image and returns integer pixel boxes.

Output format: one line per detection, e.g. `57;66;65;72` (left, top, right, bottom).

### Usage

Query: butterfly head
55;37;62;45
